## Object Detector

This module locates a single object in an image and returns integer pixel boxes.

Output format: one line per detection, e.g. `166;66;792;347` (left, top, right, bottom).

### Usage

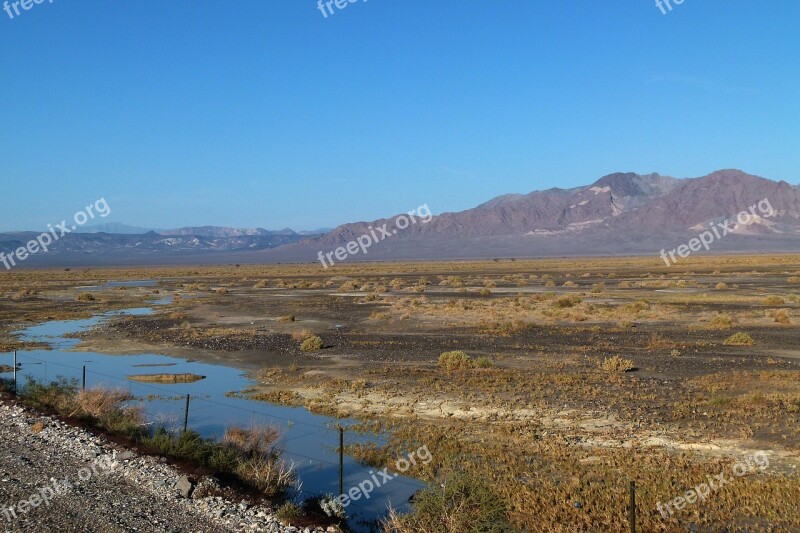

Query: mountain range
270;169;800;263
3;170;799;266
76;224;333;238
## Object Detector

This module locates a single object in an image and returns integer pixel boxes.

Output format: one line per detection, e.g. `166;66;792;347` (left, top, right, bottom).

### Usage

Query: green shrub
208;446;241;472
276;502;303;523
300;335;324;352
438;351;474;371
474;357;494;368
143;428;220;464
724;332;755;346
19;378;78;412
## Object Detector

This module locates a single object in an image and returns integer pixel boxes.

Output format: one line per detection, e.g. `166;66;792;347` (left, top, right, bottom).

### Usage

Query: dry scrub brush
383;472;513;533
600;356;635;372
367;416;800;532
223;426;296;497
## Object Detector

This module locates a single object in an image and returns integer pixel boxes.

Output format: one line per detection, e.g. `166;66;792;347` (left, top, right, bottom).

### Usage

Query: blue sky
1;1;798;231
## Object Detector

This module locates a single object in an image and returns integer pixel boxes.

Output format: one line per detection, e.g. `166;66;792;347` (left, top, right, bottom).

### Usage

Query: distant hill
279;169;800;262
77;224;332;239
3;170;798;266
0;226;323;266
76;223;157;235
158;226;280;238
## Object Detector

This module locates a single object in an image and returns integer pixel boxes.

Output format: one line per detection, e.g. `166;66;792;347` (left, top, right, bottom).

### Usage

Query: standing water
2;286;424;532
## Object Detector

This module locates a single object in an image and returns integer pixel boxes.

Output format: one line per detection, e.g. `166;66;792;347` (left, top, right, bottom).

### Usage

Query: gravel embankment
0;401;333;533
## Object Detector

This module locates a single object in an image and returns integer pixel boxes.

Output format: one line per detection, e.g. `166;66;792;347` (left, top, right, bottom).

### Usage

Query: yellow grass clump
601;356;635;372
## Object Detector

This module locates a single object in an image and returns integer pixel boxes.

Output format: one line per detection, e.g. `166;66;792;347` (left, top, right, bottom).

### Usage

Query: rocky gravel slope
0;401;331;533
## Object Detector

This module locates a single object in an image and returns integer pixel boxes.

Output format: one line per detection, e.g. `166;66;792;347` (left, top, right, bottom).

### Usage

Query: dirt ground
2;255;800;531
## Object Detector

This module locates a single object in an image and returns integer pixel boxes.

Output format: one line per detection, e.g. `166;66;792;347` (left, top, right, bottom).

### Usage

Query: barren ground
3;255;800;531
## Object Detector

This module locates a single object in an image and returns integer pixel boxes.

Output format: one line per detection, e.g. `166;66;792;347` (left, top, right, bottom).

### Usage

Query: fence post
339;426;344;496
629;480;636;533
82;366;86;390
13;350;17;395
183;394;190;433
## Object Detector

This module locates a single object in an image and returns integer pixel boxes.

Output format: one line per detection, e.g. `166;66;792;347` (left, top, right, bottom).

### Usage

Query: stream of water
1;284;424;532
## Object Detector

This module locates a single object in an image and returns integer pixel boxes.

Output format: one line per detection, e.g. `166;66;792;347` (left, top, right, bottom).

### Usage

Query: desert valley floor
2;255;800;531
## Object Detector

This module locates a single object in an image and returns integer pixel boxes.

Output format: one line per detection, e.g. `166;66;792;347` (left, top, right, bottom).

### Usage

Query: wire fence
0;349;650;531
0;350;425;519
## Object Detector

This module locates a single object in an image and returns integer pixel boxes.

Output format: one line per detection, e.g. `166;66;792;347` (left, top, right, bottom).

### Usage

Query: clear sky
1;1;798;232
